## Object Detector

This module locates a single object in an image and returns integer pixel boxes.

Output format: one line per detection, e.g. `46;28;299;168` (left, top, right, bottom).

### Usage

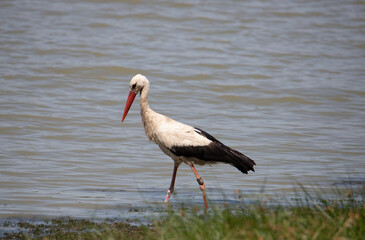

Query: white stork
122;74;255;209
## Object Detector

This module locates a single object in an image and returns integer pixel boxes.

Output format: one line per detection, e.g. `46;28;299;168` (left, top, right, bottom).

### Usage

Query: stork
122;74;256;209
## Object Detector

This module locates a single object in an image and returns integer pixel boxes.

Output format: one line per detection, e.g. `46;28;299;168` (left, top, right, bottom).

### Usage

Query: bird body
122;74;256;208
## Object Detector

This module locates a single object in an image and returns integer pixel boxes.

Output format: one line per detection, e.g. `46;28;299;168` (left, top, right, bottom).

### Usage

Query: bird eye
132;83;137;90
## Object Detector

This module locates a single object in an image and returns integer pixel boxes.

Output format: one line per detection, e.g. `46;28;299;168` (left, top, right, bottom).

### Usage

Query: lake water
1;0;364;220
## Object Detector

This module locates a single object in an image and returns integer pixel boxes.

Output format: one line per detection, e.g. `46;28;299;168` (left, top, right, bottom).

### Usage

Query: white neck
140;82;150;111
139;82;157;142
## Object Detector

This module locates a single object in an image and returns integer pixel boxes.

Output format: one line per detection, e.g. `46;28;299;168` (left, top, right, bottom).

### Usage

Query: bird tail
224;146;256;174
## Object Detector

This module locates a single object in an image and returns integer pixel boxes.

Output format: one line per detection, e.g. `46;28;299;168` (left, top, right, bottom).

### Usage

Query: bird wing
153;117;255;174
154;119;212;149
166;127;228;161
168;126;256;174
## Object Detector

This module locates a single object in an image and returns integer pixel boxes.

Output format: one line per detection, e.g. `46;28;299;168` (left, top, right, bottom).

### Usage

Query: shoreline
1;192;364;239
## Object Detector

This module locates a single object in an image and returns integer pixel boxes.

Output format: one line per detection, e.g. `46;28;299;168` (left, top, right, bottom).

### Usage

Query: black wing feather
169;127;256;174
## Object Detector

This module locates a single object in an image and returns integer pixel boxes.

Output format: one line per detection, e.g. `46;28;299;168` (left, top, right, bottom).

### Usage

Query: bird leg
164;163;179;202
189;163;208;209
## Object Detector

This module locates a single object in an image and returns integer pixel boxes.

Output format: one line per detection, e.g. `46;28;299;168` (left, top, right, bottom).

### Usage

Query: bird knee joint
197;177;204;186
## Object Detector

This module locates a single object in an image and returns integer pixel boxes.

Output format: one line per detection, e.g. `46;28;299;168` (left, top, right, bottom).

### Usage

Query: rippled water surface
1;0;364;219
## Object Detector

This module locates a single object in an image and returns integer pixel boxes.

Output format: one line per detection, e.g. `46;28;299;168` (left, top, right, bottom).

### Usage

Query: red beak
122;91;137;122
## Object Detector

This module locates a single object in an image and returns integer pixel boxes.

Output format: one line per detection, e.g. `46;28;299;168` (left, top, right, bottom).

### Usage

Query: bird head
122;74;149;122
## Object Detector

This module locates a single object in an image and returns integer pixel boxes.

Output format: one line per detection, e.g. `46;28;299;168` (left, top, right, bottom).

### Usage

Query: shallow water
1;0;365;219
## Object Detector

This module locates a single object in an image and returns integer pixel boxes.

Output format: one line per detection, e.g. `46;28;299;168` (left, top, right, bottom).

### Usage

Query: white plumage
122;74;255;208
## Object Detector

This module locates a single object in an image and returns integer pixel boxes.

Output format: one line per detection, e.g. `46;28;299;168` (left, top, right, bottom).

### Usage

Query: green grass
2;188;364;240
154;203;364;240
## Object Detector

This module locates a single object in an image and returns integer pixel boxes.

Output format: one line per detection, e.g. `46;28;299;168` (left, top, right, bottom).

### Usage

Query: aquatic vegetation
2;186;364;239
153;202;364;240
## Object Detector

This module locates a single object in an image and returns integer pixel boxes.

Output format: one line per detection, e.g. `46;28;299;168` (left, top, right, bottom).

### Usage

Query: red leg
189;163;208;209
164;163;179;202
